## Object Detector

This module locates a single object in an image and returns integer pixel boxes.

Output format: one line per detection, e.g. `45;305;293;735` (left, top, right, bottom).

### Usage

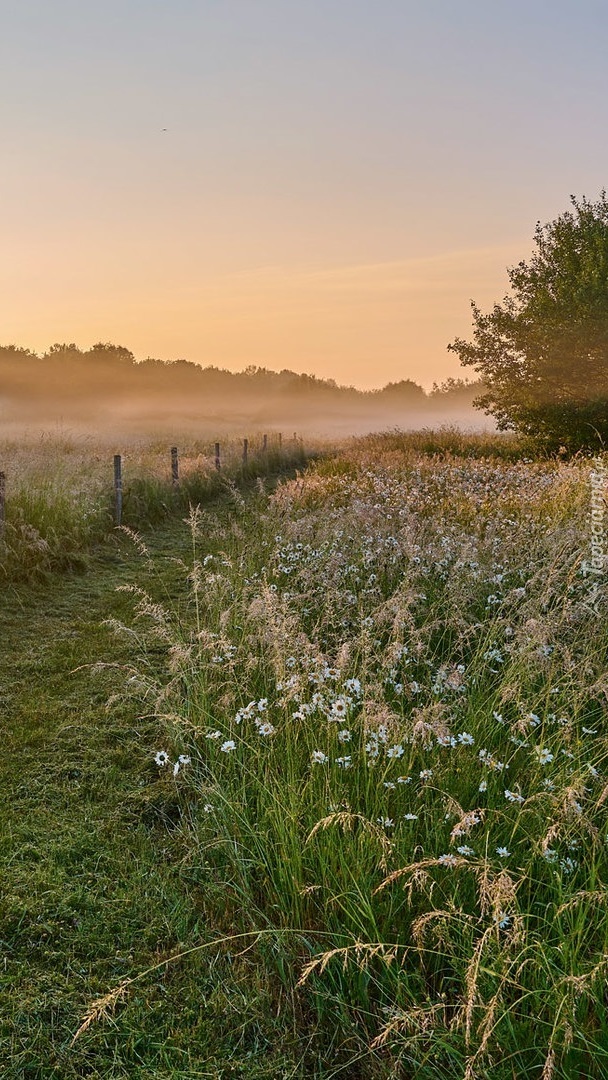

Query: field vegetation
2;430;607;1078
0;431;307;582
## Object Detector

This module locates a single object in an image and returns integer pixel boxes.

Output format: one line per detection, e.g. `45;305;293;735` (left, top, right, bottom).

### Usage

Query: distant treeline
0;342;486;433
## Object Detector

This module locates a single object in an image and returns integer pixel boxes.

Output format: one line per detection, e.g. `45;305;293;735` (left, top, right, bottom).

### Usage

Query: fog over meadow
0;343;492;441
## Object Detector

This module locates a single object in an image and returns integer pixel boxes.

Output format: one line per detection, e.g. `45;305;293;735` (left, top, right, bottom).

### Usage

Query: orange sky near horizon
2;2;607;390
1;241;525;389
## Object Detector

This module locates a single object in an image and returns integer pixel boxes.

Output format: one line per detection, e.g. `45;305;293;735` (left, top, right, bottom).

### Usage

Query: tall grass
0;432;309;581
105;439;608;1077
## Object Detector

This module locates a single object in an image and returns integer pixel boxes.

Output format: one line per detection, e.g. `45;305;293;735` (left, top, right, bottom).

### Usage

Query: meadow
0;430;307;581
2;430;608;1078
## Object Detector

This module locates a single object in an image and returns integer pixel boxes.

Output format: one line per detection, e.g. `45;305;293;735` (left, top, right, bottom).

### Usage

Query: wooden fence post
215;442;221;471
263;433;268;452
278;432;282;451
171;446;179;486
0;471;5;538
113;454;123;527
243;438;248;465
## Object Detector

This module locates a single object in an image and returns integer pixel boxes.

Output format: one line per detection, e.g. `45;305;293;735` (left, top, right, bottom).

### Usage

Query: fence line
0;435;303;531
113;454;123;527
0;470;5;538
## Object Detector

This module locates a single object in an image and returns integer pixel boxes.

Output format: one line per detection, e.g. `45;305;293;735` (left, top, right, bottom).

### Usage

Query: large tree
448;192;608;450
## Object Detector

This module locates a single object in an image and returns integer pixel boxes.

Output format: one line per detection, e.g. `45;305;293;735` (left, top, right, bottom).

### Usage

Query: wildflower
479;780;488;792
203;803;214;813
456;845;475;856
257;698;268;712
311;750;328;764
504;789;524;804
383;781;396;790
337;729;351;743
377;817;394;828
397;775;412;784
154;751;170;767
542;848;558;863
451;811;481;838
336;756;352;769
492;711;504;724
534;747;554;765
496;847;510;858
330;698;349;720
178;754;191;766
437;734;457;748
526;712;540;727
386;744;404;758
258;722;275;737
419;769;433;781
403;813;418;821
344;678;361;696
438;853;459;867
220;740;236;753
560;857;577;874
206;730;223;740
457;732;475;746
494;912;511;929
582;726;597;735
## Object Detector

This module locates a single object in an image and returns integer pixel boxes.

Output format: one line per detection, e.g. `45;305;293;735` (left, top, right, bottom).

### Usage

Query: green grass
0;518;337;1078
0;433;311;582
3;436;608;1078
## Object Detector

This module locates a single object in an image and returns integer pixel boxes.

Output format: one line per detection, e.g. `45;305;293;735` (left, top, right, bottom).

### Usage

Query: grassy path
0;524;304;1080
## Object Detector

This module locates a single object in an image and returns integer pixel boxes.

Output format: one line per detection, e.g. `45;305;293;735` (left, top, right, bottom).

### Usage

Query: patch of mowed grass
0;515;335;1079
102;443;608;1078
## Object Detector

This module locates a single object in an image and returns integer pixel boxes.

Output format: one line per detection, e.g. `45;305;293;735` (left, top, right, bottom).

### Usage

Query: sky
2;0;608;388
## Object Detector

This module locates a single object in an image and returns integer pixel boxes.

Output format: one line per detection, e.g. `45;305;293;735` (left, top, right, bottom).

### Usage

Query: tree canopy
448;192;608;450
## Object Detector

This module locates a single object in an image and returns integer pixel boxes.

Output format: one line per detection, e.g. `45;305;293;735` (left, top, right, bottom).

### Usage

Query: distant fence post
171;446;179;486
0;471;5;538
215;442;221;471
263;433;268;452
278;432;282;451
113;454;123;527
243;438;248;465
